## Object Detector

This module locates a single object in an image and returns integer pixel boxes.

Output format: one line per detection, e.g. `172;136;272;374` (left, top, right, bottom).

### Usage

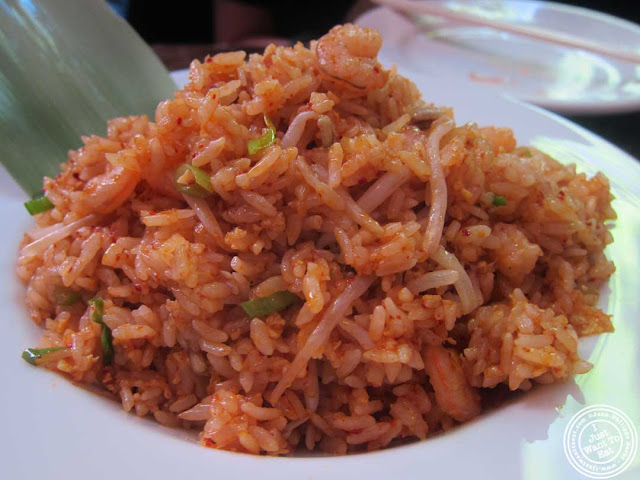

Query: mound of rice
17;24;615;455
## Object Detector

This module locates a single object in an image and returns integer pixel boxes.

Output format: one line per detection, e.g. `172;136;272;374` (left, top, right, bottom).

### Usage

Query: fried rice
17;24;616;455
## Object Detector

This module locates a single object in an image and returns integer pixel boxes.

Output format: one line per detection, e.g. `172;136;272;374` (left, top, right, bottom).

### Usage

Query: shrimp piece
423;345;481;422
79;165;140;214
316;24;386;92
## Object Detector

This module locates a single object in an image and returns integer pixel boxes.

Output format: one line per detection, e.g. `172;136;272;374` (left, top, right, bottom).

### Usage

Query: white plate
1;70;639;480
357;1;640;115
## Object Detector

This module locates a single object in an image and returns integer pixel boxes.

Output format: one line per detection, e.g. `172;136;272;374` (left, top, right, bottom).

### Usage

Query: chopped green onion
240;290;300;318
24;195;54;215
522;149;532;157
0;0;176;198
22;346;69;366
174;164;213;198
89;297;113;365
247;115;276;155
54;286;81;306
492;194;507;207
89;297;104;323
99;327;114;365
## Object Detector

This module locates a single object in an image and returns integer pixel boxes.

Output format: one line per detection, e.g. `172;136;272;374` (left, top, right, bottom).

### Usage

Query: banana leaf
0;0;176;196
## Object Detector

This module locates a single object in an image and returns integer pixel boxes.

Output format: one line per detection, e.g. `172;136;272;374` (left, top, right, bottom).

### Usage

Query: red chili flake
461;228;470;236
212;94;217;99
72;172;80;179
66;343;73;348
177;117;183;125
191;153;197;158
149;210;156;215
373;66;380;74
357;178;366;185
557;190;565;200
205;57;212;63
134;284;142;292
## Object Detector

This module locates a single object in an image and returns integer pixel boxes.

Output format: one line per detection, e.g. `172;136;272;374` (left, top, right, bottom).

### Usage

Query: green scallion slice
99;326;114;365
21;346;69;366
174;163;213;198
89;297;113;365
492;194;507;206
24;195;54;215
89;297;104;323
247;115;276;155
54;286;81;306
240;290;300;318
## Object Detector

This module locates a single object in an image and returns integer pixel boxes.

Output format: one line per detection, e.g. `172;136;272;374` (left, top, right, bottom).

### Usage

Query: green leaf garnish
0;0;175;196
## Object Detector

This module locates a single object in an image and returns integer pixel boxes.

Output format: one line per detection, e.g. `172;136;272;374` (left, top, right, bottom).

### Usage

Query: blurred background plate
358;0;640;115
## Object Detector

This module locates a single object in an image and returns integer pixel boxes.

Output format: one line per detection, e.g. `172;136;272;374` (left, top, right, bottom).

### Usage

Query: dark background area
112;0;640;158
121;0;640;45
